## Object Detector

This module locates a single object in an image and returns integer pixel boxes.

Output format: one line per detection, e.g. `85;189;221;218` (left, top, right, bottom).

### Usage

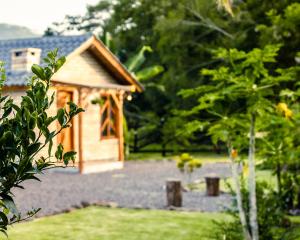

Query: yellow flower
277;102;293;119
231;149;238;159
285;109;293;119
277;103;288;112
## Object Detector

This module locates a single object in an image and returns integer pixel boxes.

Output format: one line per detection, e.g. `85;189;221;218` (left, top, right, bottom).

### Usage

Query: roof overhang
51;80;133;92
66;35;144;93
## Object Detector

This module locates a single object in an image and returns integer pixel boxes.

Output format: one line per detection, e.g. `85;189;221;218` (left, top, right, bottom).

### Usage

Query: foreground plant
180;45;298;239
0;50;83;235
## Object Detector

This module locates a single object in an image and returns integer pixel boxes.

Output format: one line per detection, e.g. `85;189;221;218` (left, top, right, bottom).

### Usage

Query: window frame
100;93;118;140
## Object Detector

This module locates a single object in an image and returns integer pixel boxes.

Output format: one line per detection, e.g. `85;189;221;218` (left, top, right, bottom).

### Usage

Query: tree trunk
249;113;259;240
230;149;252;240
166;179;182;207
276;161;282;197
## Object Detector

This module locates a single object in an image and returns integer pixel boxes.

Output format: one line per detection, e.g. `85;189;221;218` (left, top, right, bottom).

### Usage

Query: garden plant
0;50;83;235
179;45;299;239
176;153;202;187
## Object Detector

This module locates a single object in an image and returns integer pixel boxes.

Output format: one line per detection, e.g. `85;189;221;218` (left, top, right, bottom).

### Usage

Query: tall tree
179;45;298;239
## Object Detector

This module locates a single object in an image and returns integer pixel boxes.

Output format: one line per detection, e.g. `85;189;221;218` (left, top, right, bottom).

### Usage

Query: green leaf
28;130;36;142
63;151;77;165
54;56;66;72
136;65;164;81
57;108;65;126
27;143;41;156
3;199;18;216
2;107;12;119
55;144;64;160
125;46;153;72
0;212;8;227
31;64;46;80
48;138;53;157
29;116;37;129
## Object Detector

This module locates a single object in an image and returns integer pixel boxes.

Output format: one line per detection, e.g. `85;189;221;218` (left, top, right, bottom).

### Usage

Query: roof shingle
0;34;91;86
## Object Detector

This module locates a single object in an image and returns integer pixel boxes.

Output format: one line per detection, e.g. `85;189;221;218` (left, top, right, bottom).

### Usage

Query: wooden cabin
0;34;143;174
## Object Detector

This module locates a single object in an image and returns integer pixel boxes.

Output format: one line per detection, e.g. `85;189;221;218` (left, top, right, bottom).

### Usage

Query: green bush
0;50;83;235
213;181;298;240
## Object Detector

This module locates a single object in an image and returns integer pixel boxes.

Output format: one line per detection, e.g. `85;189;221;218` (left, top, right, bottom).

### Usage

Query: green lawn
3;207;299;240
127;152;229;163
2;207;229;240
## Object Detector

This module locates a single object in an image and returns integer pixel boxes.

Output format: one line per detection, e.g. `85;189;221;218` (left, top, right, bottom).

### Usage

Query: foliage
179;45;298;239
0;50;84;234
213;181;299;240
179;44;296;151
256;3;300;67
257;101;300;210
44;0;300;153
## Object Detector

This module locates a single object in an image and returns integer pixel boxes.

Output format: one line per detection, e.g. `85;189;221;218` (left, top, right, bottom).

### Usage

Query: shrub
176;153;202;174
213;181;298;240
0;49;83;235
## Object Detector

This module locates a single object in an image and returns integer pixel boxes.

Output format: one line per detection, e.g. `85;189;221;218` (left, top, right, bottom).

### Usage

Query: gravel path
12;161;233;217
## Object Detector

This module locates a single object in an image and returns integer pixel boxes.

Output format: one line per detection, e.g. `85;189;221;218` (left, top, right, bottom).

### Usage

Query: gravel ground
12;161;233;217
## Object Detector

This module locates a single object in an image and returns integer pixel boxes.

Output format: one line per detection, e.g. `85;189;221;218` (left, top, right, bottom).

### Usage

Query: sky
0;0;100;34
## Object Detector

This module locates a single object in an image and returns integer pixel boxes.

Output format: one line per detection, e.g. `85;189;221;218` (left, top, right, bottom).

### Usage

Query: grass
127;152;229;163
2;207;230;240
3;207;299;240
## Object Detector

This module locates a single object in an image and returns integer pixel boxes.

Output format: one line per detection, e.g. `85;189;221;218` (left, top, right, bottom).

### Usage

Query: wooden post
166;179;182;207
205;176;220;196
118;91;124;161
78;88;84;174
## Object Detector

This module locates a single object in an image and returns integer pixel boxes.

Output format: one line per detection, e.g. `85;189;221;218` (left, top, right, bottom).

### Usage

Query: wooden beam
100;99;109;115
52;80;133;92
78;87;84;174
118;91;125;161
2;86;27;91
110;92;121;110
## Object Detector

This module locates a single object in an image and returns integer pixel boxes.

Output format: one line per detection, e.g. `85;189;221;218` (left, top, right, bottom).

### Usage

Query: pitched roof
0;35;91;86
0;35;143;92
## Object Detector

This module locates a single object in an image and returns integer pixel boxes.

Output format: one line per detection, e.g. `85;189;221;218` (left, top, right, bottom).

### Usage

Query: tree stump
205;176;220;196
166;179;182;207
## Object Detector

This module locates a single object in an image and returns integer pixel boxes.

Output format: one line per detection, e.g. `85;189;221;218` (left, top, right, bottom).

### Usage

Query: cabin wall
81;89;119;163
52;50;119;87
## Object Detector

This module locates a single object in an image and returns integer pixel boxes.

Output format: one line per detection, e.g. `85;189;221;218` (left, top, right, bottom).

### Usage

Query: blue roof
0;34;91;86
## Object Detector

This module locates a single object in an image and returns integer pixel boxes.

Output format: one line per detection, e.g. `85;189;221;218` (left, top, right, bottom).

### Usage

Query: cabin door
57;90;74;152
